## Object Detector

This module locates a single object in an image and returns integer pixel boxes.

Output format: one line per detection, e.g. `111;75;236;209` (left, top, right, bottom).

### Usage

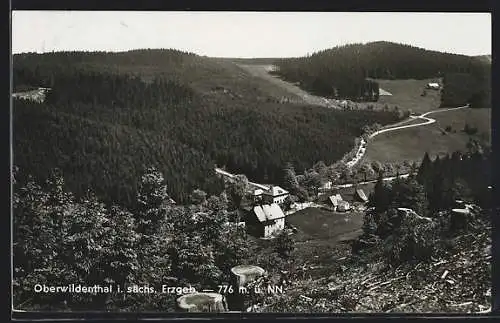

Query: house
355;189;369;203
426;82;440;90
328;194;343;211
262;185;289;205
244;203;287;238
337;200;351;212
320;181;333;191
253;189;264;203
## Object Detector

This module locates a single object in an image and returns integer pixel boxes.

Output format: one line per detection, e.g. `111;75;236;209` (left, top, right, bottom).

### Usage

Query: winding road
345;104;470;169
215;65;470;193
215;105;470;193
368;105;470;139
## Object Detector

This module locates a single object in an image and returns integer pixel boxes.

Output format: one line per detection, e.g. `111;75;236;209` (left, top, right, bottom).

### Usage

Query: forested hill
272;41;490;104
13;50;401;207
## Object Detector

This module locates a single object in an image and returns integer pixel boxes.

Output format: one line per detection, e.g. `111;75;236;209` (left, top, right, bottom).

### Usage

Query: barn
328;194;343;211
244;203;286;238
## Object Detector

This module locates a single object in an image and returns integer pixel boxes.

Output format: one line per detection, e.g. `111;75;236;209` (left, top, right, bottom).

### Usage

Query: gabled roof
329;194;343;206
253;189;264;196
356;189;368;202
263;185;289;197
253;204;286;222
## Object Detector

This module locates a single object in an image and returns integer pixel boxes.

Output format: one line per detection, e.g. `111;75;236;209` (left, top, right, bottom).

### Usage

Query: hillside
272;41;490;106
12;50;401;207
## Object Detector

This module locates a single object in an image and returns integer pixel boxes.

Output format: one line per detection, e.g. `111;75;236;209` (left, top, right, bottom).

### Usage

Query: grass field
287;208;364;242
375;78;442;114
284;208;364;273
364;108;491;164
432;108;491;142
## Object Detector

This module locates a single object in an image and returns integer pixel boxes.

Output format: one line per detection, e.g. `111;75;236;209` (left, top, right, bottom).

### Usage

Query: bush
464;123;478;135
445;125;452;132
383;214;441;266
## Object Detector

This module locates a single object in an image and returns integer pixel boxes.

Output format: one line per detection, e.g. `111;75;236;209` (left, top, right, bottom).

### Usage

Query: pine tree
370;172;391;213
417;152;432;185
282;163;299;193
135;166;172;236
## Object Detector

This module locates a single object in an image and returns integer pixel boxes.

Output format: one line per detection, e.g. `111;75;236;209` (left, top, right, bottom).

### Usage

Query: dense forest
13;50;401;206
272;41;490;106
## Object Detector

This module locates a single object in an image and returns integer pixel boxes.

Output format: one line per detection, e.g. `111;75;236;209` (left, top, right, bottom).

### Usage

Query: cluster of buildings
215;168;370;239
325;188;368;212
244;185;290;238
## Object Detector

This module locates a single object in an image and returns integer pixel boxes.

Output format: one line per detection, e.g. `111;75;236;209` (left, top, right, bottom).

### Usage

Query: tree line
347;143;492;272
272;41;490;104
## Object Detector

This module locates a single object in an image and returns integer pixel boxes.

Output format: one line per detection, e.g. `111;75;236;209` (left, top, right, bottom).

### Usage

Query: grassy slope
375;79;442;114
360;73;490;164
364;108;491;164
72;54;304;105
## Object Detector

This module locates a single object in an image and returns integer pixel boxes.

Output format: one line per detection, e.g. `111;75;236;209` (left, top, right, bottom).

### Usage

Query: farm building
244;203;287;238
355;189;369;203
328;194;343;210
426;82;440;90
262;185;289;205
328;194;352;212
337;200;351;212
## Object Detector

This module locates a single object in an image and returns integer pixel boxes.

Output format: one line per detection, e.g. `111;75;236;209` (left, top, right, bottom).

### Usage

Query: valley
12;40;492;314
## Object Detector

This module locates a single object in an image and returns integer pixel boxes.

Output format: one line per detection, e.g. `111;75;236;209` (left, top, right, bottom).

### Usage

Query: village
215;167;371;239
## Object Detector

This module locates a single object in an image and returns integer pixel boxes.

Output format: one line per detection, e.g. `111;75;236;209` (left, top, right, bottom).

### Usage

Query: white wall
264;218;285;237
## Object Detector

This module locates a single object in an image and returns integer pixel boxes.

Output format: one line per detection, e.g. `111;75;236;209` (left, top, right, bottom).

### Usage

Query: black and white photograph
11;11;492;313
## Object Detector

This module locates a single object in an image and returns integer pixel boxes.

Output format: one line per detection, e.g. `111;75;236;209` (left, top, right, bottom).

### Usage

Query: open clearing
232;64;441;114
234;64;339;108
364;108;491;164
287;208;363;243
286;208;364;271
375;79;442;114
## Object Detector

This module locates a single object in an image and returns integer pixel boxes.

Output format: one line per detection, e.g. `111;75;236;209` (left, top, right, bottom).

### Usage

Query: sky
11;11;491;57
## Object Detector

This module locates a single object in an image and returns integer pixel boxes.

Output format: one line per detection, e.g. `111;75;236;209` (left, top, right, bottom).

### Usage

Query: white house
328;194;343;211
245;203;287;238
262;185;289;205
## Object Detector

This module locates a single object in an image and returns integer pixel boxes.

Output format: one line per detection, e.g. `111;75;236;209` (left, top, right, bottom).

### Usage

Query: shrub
383;214;441;266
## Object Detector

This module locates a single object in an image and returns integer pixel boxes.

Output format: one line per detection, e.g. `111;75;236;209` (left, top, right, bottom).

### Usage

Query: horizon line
11;40;491;58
